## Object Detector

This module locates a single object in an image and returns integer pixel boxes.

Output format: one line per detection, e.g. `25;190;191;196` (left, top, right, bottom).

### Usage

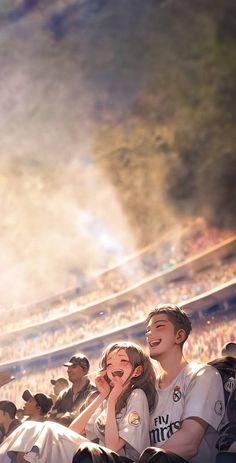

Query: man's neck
72;376;88;394
156;349;188;389
28;413;44;421
2;417;12;434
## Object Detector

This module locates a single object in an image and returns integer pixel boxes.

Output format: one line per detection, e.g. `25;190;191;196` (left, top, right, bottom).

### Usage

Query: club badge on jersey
224;377;235;393
128;411;141;426
214;400;224;416
172;385;182;402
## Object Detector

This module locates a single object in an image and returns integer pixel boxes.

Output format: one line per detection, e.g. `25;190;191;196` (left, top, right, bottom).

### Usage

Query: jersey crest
128;411;141;426
172;385;182;402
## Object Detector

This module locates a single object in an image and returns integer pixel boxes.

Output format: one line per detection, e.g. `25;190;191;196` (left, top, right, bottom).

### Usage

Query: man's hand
0;371;15;388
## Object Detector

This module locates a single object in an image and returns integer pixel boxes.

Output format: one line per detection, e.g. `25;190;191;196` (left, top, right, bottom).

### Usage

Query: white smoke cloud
0;10;138;309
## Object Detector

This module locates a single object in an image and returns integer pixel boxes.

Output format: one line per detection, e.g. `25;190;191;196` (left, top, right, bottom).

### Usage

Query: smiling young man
143;304;225;463
72;304;225;463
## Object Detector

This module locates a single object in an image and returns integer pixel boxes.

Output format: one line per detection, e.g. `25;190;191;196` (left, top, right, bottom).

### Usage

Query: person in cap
0;401;21;444
49;353;96;426
50;377;69;405
22;390;53;421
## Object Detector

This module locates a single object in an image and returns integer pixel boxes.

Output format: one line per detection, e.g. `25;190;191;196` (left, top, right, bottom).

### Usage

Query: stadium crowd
0;221;235;462
1;222;233;332
1;311;235;409
1;256;235;363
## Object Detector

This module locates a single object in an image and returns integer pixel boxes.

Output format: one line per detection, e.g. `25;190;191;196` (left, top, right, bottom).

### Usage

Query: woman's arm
69;372;110;435
104;377;126;452
69;393;104;434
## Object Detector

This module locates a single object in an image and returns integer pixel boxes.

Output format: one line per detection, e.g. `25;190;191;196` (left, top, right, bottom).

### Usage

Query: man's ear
133;365;143;378
176;329;187;344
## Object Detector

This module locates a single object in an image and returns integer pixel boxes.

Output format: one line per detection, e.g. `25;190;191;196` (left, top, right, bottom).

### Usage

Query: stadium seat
216;452;236;463
138;448;188;463
72;442;133;463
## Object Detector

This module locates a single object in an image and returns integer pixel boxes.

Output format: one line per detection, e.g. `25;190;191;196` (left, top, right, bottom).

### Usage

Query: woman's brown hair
100;341;156;415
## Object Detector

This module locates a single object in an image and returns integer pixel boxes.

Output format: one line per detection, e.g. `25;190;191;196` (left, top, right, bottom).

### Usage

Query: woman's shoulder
128;388;148;402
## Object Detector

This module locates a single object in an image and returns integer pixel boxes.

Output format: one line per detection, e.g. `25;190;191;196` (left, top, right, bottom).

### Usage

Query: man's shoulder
129;388;148;401
57;385;73;400
185;362;219;378
87;381;96;392
184;362;223;392
82;380;96;394
8;418;22;435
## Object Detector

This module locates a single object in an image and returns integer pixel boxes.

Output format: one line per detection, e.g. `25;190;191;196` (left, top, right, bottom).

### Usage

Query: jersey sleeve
118;388;150;454
182;365;225;430
85;403;104;441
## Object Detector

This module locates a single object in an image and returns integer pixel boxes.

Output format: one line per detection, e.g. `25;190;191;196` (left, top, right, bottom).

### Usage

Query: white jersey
149;363;225;463
87;388;150;461
0;420;86;463
0;389;149;463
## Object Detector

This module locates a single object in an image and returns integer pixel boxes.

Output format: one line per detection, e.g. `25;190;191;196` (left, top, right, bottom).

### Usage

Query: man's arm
0;371;15;388
162;365;224;460
162;417;208;461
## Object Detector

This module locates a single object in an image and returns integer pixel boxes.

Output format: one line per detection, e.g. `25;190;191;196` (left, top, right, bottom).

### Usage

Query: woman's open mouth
111;369;124;377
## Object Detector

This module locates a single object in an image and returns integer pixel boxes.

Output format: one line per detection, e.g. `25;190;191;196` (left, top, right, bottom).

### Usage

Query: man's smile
149;339;161;347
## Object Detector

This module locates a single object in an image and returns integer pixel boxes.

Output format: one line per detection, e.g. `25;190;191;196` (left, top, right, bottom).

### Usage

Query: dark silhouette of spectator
209;345;236;458
221;342;236;358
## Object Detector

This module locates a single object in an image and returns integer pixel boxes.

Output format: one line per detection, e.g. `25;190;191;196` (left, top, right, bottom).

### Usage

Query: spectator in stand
22;390;53;422
221;342;236;358
49;354;96;426
0;401;21;444
50;377;69;405
208;343;236;458
15;410;24;422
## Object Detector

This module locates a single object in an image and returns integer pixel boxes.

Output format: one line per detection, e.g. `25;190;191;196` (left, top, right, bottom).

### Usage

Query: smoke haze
0;0;235;308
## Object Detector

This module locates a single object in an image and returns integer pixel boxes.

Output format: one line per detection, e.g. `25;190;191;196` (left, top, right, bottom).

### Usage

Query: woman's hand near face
108;376;124;403
95;371;110;399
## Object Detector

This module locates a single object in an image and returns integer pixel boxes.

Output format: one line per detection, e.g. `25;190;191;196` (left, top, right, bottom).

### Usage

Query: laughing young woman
0;341;156;463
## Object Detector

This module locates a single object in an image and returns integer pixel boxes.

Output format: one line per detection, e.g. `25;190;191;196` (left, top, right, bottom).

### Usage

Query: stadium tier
0;228;235;407
1;282;236;408
1;224;233;331
0;241;235;367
